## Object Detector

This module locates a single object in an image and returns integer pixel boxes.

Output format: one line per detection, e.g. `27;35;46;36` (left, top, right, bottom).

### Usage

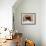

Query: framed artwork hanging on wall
21;13;36;25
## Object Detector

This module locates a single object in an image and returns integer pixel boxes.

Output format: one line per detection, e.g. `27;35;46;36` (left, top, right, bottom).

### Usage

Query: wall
0;0;17;39
41;0;46;46
0;0;16;29
13;0;41;46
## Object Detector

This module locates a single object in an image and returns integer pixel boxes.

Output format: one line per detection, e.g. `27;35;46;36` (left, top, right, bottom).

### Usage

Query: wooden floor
0;39;16;46
0;34;23;46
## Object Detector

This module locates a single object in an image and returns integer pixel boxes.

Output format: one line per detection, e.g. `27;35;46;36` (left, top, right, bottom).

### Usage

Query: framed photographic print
21;13;36;25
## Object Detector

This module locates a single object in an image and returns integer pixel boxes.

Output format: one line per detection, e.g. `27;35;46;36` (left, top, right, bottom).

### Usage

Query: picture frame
21;13;36;25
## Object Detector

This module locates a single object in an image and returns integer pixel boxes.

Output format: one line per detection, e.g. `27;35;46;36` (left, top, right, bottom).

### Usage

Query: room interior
0;0;46;46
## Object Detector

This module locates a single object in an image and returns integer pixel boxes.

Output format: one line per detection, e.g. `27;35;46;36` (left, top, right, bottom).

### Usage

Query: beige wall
41;0;46;46
13;0;41;46
0;0;16;29
13;0;46;46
